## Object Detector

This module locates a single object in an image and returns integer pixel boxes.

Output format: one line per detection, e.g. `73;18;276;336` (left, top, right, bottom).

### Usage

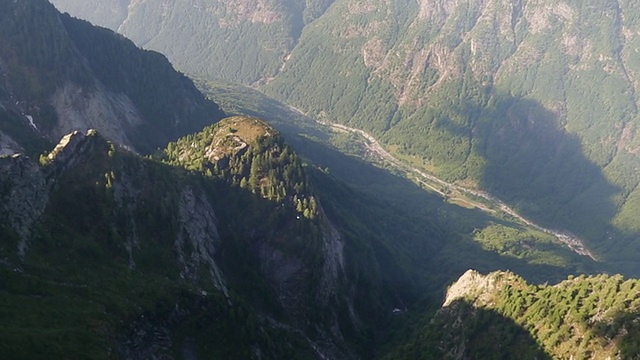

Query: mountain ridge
0;3;384;357
50;0;640;266
381;269;640;359
6;1;640;358
0;122;373;359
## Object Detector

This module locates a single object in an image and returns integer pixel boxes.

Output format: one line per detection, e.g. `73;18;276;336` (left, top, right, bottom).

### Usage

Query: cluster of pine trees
382;272;640;359
161;117;319;220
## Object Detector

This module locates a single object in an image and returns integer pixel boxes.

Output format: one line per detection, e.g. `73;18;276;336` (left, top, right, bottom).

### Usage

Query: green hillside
0;131;299;359
1;121;387;358
52;0;335;85
194;80;607;288
261;0;640;266
382;270;640;359
8;0;640;358
51;0;640;269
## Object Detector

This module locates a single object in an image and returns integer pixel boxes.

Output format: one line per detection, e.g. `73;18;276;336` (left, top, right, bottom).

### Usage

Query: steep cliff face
0;153;48;258
317;207;345;302
49;82;143;150
0;131;21;156
162;116;367;358
176;187;228;295
0;125;371;358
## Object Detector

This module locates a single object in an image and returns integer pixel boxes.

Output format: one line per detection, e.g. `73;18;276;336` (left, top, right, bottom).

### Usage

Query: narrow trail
321;121;597;261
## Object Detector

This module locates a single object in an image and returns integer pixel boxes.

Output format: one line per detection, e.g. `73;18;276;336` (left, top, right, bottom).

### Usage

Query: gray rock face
318;204;345;304
0;130;100;258
112;170;140;269
252;204;356;359
46;129;99;171
177;187;228;296
119;307;188;360
50;82;143;151
256;239;305;306
0;153;48;257
443;269;511;307
0;130;111;259
0;131;22;156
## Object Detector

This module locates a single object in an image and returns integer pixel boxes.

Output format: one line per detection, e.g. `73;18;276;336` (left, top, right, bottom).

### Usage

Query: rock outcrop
0;131;22;156
443;269;511;307
0;153;48;257
50;82;143;150
177;187;228;296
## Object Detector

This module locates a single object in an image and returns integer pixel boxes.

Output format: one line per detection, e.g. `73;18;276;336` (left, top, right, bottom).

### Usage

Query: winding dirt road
322;121;597;261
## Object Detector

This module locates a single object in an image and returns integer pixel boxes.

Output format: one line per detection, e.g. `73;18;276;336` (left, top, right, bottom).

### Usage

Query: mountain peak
204;116;278;162
444;269;521;307
217;115;278;143
163;115;318;217
44;128;109;168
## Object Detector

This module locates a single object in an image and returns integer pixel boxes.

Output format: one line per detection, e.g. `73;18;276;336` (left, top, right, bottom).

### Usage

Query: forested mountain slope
196;79;605;287
52;0;640;269
382;270;640;359
0;1;378;357
0;0;224;155
5;1;640;358
266;0;640;268
0;118;393;359
51;0;336;86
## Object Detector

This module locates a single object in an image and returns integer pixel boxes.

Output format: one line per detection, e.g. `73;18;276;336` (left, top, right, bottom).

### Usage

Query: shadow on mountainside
425;92;622;262
382;299;553;360
1;132;372;359
285;133;602;292
195;79;604;290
